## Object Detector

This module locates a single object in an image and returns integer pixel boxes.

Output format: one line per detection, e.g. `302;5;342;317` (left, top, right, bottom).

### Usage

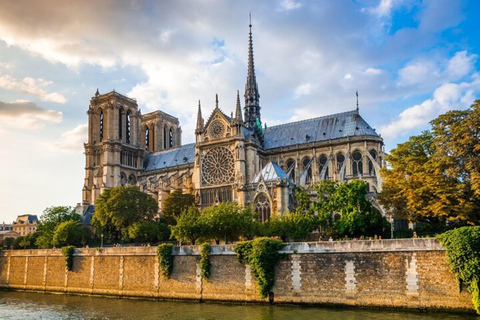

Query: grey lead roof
143;143;195;172
263;110;379;149
252;161;293;184
143;110;379;173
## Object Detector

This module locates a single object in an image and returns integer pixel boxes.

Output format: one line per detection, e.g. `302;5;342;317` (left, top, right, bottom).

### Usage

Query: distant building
12;214;38;236
0;223;13;231
0;230;19;242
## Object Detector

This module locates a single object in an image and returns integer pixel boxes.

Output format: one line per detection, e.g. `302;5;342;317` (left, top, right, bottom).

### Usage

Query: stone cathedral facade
82;24;385;221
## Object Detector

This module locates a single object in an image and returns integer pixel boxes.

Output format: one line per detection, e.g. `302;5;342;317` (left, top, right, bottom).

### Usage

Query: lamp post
101;233;104;248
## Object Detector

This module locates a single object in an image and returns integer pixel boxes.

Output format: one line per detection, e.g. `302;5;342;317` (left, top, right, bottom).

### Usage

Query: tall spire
356;90;359;112
196;100;204;130
215;93;219;109
244;13;261;130
235;90;243;122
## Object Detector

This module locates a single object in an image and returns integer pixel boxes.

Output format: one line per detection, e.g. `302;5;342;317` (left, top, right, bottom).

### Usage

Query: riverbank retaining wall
0;239;474;312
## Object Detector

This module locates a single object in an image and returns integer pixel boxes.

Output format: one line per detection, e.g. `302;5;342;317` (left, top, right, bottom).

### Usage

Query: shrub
234;237;286;299
200;243;211;280
157;243;174;278
437;227;480;314
61;246;76;271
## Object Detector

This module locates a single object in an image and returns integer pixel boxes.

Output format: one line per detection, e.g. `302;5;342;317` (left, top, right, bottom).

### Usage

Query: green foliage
201;203;252;244
199;243;211;280
61;245;76;271
297;180;389;238
35;206;79;248
437;227;480;314
170;206;204;244
1;237;15;249
234;237;286;299
126;219;170;243
52;220;91;247
162;191;195;225
157;243;174;279
262;212;319;241
171;203;257;244
91;186;158;243
18;238;31;249
380;100;480;224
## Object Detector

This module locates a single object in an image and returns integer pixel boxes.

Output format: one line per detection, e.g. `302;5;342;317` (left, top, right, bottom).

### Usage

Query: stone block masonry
0;239;474;313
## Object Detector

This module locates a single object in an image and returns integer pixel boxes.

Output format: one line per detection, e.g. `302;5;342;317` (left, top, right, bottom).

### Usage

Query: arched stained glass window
169;128;173;148
145;126;150;151
99;110;104;142
255;193;271;222
352;151;363;176
319;155;329;180
302;157;312;183
126;111;131;144
336;153;345;173
369;150;377;175
286;159;295;181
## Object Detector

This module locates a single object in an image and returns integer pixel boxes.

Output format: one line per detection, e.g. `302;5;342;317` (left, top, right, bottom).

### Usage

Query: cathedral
82;23;385;222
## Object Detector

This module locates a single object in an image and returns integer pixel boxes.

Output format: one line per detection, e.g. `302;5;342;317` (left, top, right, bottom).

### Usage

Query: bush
157;243;174;278
234;237;286;299
62;246;76;271
200;243;211;280
437;227;480;314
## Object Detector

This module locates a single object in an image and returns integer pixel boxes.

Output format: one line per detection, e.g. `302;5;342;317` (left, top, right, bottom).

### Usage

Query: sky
0;0;479;224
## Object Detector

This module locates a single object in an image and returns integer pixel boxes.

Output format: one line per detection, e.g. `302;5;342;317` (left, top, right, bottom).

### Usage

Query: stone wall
0;239;474;313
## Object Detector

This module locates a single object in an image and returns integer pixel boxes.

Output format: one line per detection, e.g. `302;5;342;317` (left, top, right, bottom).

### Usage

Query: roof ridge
265;109;358;130
148;143;195;156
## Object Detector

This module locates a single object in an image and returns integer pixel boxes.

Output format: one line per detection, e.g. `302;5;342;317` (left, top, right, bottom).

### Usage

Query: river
0;291;475;320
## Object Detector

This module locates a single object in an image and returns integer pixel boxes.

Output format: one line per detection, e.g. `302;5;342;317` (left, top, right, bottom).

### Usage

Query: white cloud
365;68;383;75
47;124;88;153
0;100;63;129
446;51;477;79
397;51;477;89
380;77;480;140
294;83;312;97
0;73;66;103
370;0;396;18
279;0;302;11
344;73;353;80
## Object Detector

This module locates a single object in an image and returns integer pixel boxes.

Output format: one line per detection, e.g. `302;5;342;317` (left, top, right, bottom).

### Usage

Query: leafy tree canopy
35;206;79;248
162;191;195;225
91;186;158;242
380;100;480;224
52;220;91;247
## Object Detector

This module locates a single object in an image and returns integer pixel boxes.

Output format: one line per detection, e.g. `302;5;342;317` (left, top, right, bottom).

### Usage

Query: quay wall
0;238;474;313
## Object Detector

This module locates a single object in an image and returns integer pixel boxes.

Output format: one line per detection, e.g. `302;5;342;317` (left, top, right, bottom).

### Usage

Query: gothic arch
285;158;296;181
301;156;312;184
351;150;363;176
318;154;329;180
126;110;132;144
254;192;272;222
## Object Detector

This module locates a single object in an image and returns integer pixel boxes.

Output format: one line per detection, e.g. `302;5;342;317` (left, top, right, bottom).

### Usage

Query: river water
0;291;475;320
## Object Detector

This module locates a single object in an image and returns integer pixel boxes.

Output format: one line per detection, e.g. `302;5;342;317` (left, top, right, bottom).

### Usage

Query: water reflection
0;291;475;320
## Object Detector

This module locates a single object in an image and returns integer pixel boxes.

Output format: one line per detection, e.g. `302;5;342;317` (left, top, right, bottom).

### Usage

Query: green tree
127;220;170;243
91;186;158;242
35;206;79;248
170;206;204;244
52;220;91;247
201;203;251;244
262;213;319;241
162;191;195;225
333;180;387;237
380;100;480;225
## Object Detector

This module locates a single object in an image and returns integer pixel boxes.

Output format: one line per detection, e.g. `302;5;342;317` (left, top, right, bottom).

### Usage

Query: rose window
209;120;225;139
201;147;235;185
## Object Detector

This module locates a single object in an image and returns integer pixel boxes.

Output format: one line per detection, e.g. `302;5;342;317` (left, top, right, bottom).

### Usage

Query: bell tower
82;90;144;207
